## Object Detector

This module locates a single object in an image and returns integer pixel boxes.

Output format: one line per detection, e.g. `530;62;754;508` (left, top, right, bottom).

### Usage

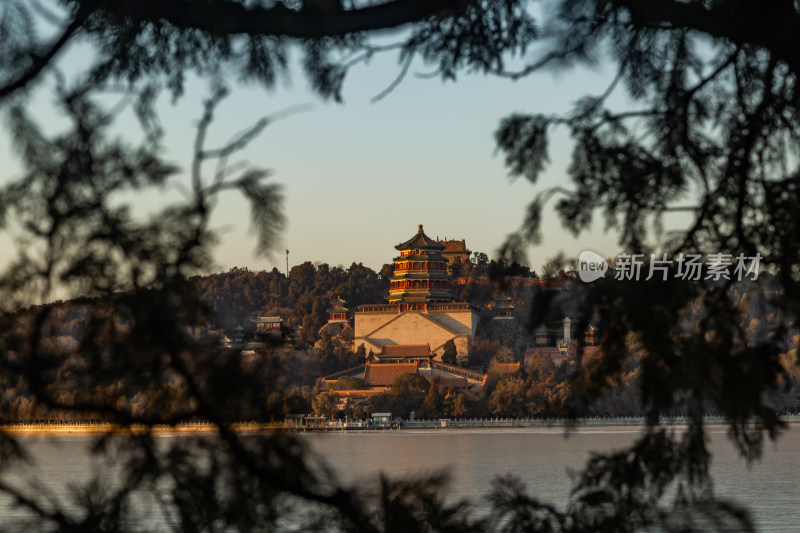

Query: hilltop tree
525;353;556;383
355;343;368;365
282;393;310;416
379;263;395;280
468;336;505;370
1;0;800;531
489;378;527;418
470;252;490;275
420;377;445;418
312;391;340;418
369;373;430;419
441;339;458;365
449;393;469;418
330;376;368;391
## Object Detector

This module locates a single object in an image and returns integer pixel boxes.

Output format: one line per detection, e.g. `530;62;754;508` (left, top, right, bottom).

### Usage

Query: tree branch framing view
0;0;799;531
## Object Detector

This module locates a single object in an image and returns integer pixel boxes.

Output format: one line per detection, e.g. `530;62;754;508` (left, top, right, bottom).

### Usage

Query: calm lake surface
1;425;797;531
300;426;799;531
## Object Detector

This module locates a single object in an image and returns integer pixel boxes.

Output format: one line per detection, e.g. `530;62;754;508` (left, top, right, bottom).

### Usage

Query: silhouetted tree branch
1;0;799;531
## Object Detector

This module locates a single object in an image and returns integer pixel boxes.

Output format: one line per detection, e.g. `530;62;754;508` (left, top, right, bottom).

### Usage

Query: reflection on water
1;426;797;531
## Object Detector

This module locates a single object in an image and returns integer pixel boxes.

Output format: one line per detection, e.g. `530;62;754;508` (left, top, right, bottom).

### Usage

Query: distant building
320;357;485;395
437;238;471;265
253;316;283;341
487;295;525;353
490;295;514;319
491;362;522;376
319;339;487;415
371;413;393;427
254;316;282;333
584;325;599;346
320;226;493;413
363;362;421;387
388;224;454;306
374;344;434;364
231;326;246;346
326;297;349;324
524;317;601;366
318;297;353;339
526;345;569;367
353;225;478;360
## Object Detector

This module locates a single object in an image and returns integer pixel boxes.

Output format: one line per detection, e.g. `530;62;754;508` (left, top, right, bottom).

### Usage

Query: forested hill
191;263;391;344
190;258;536;345
2;256;529;353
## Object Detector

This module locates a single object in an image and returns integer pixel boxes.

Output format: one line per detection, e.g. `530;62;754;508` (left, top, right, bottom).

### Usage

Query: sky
0;15;645;283
155;52;625;274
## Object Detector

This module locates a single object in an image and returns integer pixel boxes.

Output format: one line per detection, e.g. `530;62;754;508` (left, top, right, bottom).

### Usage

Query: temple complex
354;225;478;360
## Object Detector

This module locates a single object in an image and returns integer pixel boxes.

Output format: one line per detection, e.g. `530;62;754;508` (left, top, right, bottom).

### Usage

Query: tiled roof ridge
363;362;420;386
395;224;445;251
438;239;469;251
378;344;432;357
494;362;521;370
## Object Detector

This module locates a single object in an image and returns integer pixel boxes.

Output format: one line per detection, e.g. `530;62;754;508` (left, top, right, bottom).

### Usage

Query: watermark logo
577;251;763;282
578;250;608;282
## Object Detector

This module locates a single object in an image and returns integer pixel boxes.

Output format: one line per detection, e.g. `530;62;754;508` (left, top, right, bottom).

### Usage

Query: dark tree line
0;259;545;425
192;262;388;344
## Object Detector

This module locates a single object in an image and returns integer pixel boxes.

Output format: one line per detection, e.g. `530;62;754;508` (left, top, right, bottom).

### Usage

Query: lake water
301;426;800;530
1;425;797;531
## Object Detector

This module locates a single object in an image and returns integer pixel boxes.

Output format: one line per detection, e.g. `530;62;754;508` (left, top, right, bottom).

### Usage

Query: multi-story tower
388;224;454;309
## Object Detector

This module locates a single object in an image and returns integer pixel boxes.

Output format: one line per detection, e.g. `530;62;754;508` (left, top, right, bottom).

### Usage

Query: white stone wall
354;338;382;355
431;334;470;357
372;312;453;347
427;310;477;336
354;309;477;359
354;312;396;338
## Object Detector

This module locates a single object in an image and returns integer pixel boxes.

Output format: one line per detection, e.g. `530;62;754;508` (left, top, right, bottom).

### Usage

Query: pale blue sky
0;25;647;283
166;53;625;273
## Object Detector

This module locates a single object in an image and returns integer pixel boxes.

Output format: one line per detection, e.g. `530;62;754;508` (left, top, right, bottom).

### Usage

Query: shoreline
0;422;280;439
3;415;799;438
